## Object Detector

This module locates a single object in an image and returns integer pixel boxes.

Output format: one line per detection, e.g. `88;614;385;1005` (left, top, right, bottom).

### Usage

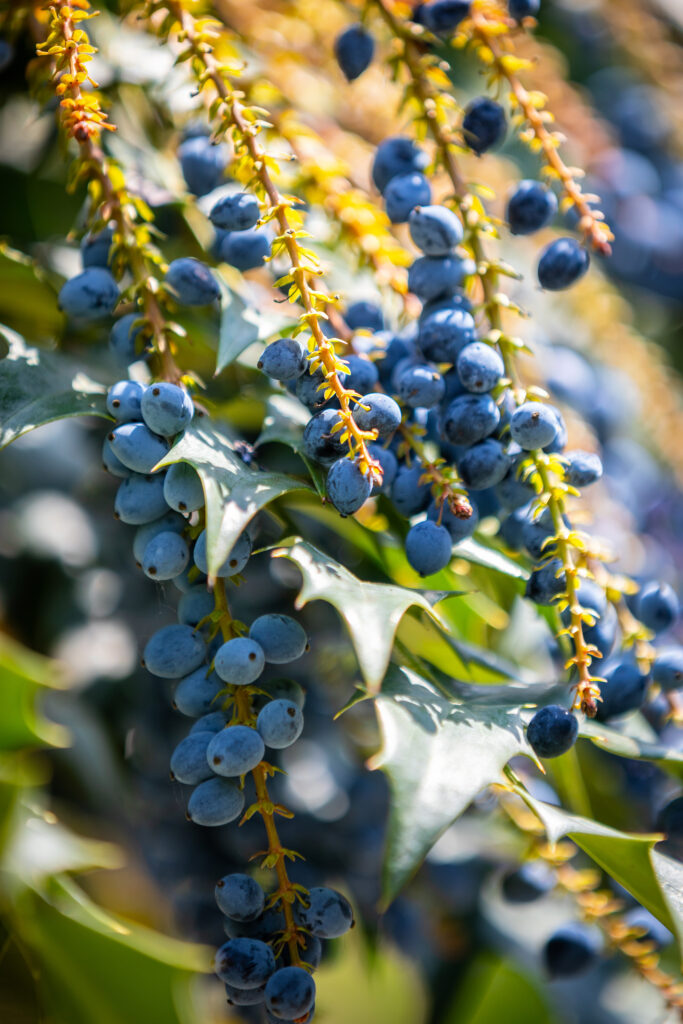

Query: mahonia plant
0;0;681;1020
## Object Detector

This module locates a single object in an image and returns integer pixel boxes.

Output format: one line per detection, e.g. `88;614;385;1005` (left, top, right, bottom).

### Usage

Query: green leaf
0;244;65;339
0;326;109;449
3;804;122;883
215;277;289;374
256;392;326;496
9;875;210;1024
513;785;683;952
444;953;554;1024
580;719;683;781
455;537;529;581
372;666;531;903
157;422;311;577
272;538;452;694
0;633;70;750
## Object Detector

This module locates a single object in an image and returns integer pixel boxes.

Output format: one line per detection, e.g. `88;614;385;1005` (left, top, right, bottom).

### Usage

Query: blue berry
210;192;260;231
622;907;672;949
368;443;398;494
178;134;228;196
132;511;186;564
163;461;204;514
218;228;270;271
166;258;220;306
408;255;467;302
510;402;559;450
326;457;373;515
509;0;540;19
342;355;379;394
177;586;215;629
457;342;504;394
462;98;506;155
334;24;374;81
216;874;265;922
193;529;252;578
265;967;316;1021
142;530;189;580
652;649;683;692
172;563;207;593
214;637;265;685
188;776;244;826
427;498;478;542
215;937;276;989
258;339;306;381
58;268;119;320
258;678;306;710
525;558;564;605
494;462;535;510
174;667;223;717
249;614;308;664
384;172;432;224
344;301;384;332
372;137;428;194
102;436;131;478
595;657;650;721
109;313;144;365
527;705;578;759
417;306;476;362
225;983;266;1007
409;204;464;255
143;624;206;678
207;725;265;776
521;508;556;560
296;887;354;938
191;711;229;733
637;582;679;633
223;907;285;942
537;238;589;291
257;699;304;748
141;382;194;437
583;604;618;660
415;1;471;34
81;225;114;268
501;862;554;903
302;410;345;467
108;422;169;474
391;461;431;516
353;393;402;438
114;473;169;524
398;365;445;409
564;449;603;488
405;520;452;576
170;731;215;784
296;368;336;412
442;393;500;446
543;924;601;978
563;577;607;620
506;180;557;235
376;335;415;384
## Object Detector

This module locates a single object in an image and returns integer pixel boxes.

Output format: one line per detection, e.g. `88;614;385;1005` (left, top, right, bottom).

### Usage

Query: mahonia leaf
0;633;70;751
580;719;683;781
215;277;290;374
514;785;683;953
158;422;311;578
0;326;108;449
370;666;532;904
272;538;454;694
255;393;326;496
455;538;529;580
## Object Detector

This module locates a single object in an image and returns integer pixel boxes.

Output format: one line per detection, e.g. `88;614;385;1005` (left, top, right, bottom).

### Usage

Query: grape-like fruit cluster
101;374;357;1020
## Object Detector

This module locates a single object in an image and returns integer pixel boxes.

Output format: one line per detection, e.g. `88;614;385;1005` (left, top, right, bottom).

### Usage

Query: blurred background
0;1;682;1022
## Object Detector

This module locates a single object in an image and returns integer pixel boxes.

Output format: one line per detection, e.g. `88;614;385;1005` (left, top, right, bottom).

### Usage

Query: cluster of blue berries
101;371;356;1020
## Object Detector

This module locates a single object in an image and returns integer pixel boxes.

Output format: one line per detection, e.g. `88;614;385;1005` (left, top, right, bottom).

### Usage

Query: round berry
170;731;214;785
187;776;244;826
265;967;316;1021
456;342;504;394
405;520;452;577
637;581;679;634
210;192;260;232
207;725;265;776
214;938;276;989
334;24;375;82
141;383;194;437
527;705;578;759
537;238;589;291
256;699;304;749
506;179;557;235
166;258;219;306
143;624;206;679
510;402;559;450
216;874;265;922
326;458;373;516
249;614;308;664
214;638;265;685
409;204;464;255
142;530;190;580
462;97;506;155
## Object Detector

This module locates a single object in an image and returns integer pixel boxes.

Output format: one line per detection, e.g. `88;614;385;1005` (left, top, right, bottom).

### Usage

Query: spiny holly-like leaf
8;874;210;1024
272;538;454;693
256;392;326;496
157;422;311;577
216;277;289;374
0;326;108;449
514;785;683;953
371;666;531;904
581;719;683;781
